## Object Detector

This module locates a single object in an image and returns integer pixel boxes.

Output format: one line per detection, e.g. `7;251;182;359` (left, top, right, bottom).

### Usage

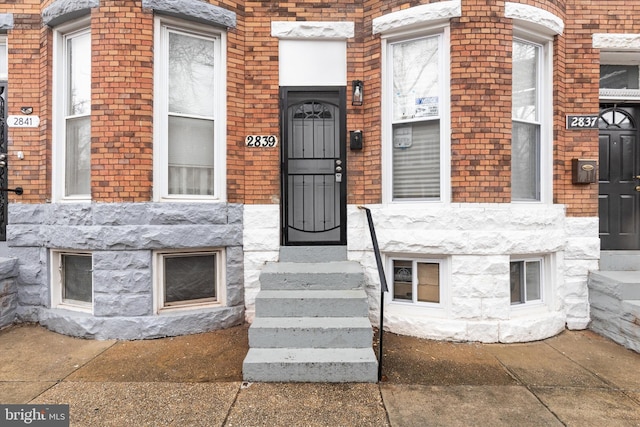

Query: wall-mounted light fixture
352;80;363;106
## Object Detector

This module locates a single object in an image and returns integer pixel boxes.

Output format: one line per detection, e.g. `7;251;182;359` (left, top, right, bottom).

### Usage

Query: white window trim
0;34;7;81
153;16;227;202
52;17;91;203
50;250;93;313
384;254;449;318
512;28;553;204
381;24;452;204
509;254;554;316
153;248;226;314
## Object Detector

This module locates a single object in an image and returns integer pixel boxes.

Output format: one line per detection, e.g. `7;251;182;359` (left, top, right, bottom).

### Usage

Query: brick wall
91;2;154;202
5;0;640;215
5;7;44;203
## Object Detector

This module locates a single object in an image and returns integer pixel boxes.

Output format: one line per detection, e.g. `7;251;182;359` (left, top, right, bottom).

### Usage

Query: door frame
280;86;348;246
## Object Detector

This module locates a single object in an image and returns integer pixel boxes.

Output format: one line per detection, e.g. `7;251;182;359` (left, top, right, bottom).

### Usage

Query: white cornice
593;33;640;50
271;21;354;39
505;2;564;36
372;0;461;35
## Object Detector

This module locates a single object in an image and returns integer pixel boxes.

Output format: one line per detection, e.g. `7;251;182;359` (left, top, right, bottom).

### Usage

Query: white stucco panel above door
272;21;353;87
278;39;348;86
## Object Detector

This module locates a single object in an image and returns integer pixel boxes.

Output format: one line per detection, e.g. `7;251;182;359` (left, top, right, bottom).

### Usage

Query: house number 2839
245;135;278;147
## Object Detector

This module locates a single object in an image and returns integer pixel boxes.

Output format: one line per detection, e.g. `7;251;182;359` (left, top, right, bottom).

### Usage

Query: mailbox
350;130;363;150
572;159;597;184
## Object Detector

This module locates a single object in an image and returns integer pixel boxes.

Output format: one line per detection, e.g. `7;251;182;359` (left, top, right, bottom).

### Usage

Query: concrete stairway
589;251;640;353
242;246;378;382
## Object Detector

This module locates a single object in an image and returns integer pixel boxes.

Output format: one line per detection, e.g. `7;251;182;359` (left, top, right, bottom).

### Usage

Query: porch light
352;80;363;106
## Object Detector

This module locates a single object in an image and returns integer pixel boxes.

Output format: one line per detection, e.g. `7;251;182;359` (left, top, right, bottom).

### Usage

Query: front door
281;87;347;245
599;105;640;249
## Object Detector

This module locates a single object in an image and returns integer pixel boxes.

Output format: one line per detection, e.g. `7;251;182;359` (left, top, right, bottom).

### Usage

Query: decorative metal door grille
282;88;346;245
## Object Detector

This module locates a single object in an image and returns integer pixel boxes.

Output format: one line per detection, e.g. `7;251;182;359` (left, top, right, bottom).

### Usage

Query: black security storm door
281;87;347;245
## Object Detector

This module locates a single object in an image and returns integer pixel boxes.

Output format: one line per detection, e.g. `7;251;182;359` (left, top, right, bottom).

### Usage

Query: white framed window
511;32;552;203
51;251;93;312
154;249;225;312
388;257;445;306
52;18;91;202
382;26;451;203
510;256;544;305
153;17;226;201
0;35;7;81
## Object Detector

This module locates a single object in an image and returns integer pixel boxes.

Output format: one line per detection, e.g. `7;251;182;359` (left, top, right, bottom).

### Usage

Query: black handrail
0;187;22;195
358;206;388;382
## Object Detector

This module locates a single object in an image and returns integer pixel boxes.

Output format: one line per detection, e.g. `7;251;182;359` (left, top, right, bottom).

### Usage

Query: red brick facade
4;0;640;216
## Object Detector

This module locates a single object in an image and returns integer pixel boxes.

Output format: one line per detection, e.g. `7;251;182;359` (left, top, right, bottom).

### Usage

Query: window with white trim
154;17;225;201
510;257;543;305
53;19;91;201
389;257;443;305
511;33;552;202
384;28;450;202
154;249;224;312
51;251;93;312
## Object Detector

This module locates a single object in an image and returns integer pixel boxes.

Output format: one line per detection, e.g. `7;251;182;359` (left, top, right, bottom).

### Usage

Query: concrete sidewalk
0;323;639;426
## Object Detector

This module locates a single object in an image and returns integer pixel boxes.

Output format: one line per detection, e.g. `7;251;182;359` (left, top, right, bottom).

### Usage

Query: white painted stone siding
245;203;598;343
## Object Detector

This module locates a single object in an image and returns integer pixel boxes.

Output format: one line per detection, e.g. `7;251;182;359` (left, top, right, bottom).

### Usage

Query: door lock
0;153;6;168
636;186;640;192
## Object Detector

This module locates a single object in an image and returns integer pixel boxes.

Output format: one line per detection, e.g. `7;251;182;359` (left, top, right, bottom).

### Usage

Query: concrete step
242;347;378;382
279;246;347;263
260;261;365;290
254;290;369;318
600;251;640;271
248;317;373;348
589;271;640;299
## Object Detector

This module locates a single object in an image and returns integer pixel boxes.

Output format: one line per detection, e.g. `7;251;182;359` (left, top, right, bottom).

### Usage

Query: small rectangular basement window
155;250;222;311
510;258;542;305
390;259;440;304
51;251;93;312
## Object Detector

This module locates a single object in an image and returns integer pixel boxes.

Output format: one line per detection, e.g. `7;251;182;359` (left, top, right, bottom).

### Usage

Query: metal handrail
358;206;388;382
0;187;22;195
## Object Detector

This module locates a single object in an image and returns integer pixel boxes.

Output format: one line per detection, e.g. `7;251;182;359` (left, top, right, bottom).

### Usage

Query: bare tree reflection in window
166;31;216;196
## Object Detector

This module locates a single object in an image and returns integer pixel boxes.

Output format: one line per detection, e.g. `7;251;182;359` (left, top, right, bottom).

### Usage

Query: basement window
389;258;443;305
154;249;224;312
510;257;542;305
51;251;93;312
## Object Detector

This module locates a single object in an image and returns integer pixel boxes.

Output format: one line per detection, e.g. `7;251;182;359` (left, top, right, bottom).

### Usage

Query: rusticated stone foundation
7;202;244;340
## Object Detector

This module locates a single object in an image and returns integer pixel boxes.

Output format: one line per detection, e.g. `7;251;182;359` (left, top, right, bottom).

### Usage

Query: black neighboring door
599;105;640;249
0;83;6;241
281;87;347;245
